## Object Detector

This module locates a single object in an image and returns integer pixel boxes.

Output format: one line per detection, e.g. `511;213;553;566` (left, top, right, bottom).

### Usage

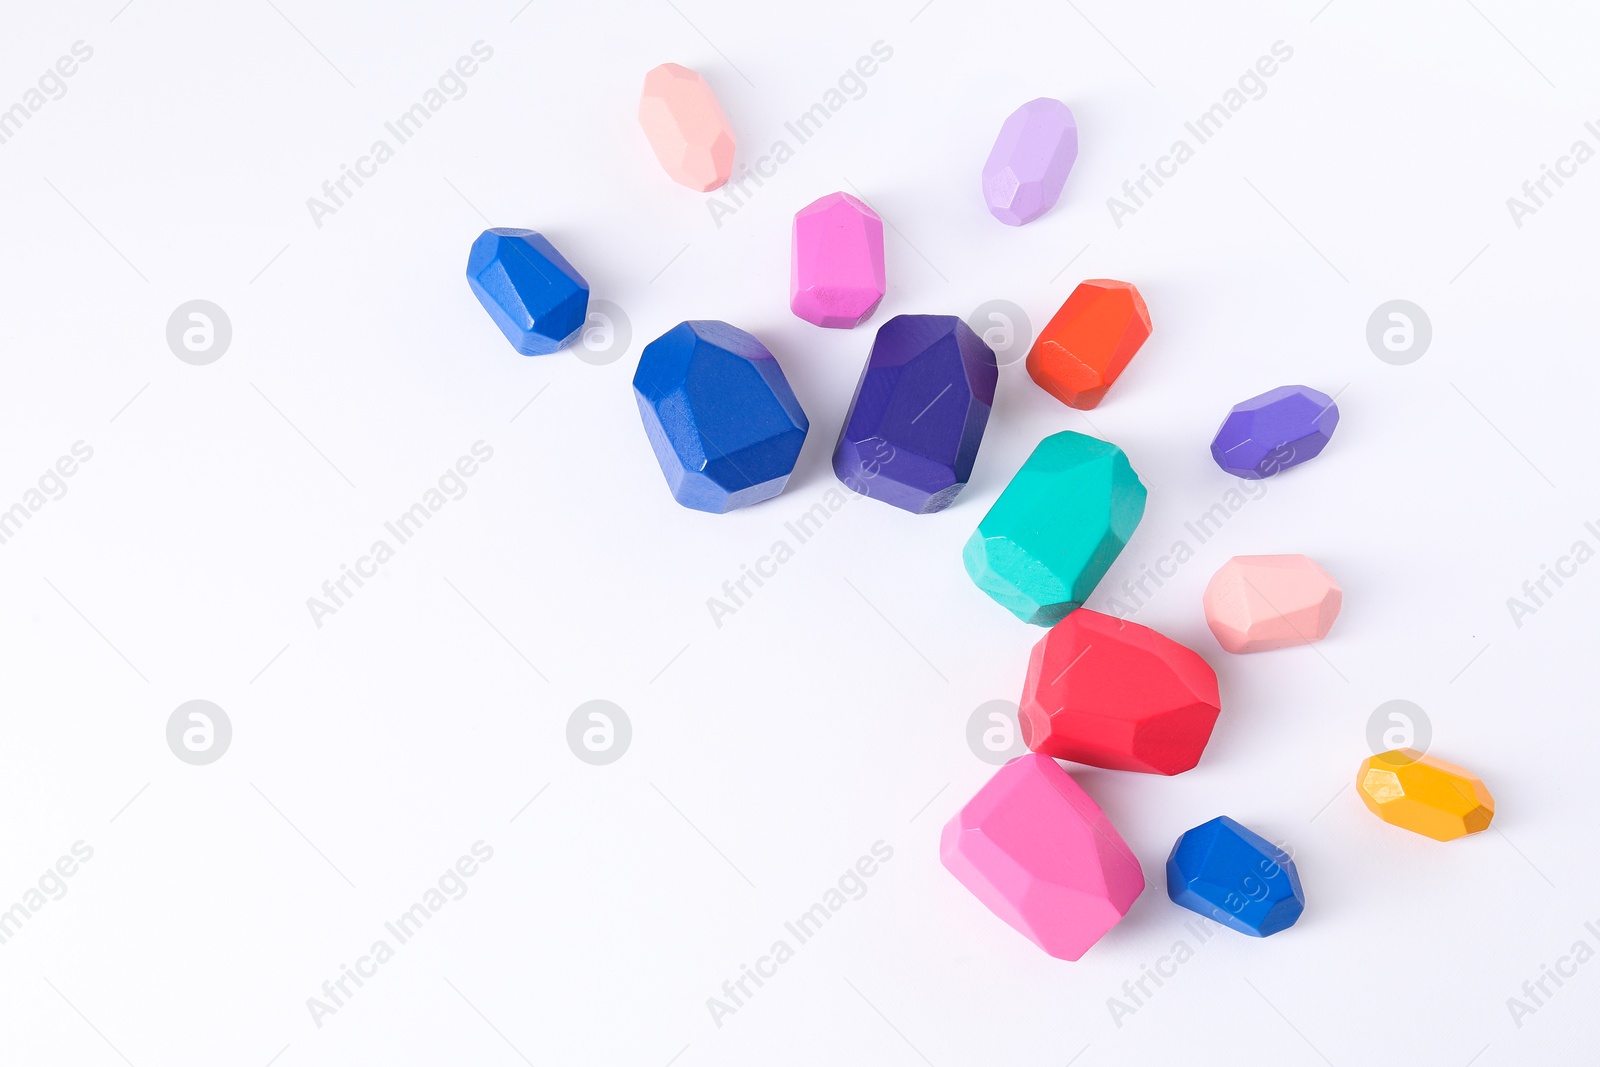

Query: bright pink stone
790;192;886;329
638;63;736;191
1204;554;1343;654
941;754;1144;960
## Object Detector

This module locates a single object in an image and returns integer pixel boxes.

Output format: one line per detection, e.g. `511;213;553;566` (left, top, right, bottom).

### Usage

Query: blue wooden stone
832;315;997;514
1166;816;1305;937
1209;384;1339;479
633;321;809;513
466;228;589;355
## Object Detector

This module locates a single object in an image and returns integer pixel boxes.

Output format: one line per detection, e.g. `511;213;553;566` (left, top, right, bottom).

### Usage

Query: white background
0;0;1596;1064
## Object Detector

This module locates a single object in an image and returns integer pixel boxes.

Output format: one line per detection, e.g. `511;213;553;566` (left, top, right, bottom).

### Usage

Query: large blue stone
1209;384;1339;479
465;228;589;356
832;315;997;514
1166;816;1305;937
633;321;809;513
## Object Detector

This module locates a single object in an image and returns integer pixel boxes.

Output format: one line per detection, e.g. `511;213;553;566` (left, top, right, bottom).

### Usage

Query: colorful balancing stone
832;315;997;513
1203;554;1341;653
964;431;1146;626
941;754;1143;960
638;63;736;191
1357;749;1494;841
1026;280;1150;410
1210;385;1340;479
1020;609;1220;775
465;228;589;356
632;321;808;513
1166;817;1305;937
982;97;1078;226
790;192;886;329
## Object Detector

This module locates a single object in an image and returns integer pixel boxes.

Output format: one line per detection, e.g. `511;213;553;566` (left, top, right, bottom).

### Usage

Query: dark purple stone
1210;385;1340;479
832;314;998;514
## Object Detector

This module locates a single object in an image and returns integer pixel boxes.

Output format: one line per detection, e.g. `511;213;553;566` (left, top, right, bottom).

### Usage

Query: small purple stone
1210;385;1340;480
982;98;1078;226
833;315;998;514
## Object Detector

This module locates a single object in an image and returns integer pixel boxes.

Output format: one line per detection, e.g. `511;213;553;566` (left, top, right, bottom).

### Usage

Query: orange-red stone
1025;280;1151;410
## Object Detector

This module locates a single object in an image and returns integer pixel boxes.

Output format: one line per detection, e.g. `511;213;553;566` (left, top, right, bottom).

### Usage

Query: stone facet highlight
1210;385;1340;479
791;192;886;329
1026;280;1151;409
964;431;1147;626
833;315;997;513
1203;554;1342;654
1166;817;1305;937
1020;609;1221;775
465;228;590;356
982;98;1078;226
638;63;736;191
632;321;808;513
941;753;1144;960
1358;750;1495;842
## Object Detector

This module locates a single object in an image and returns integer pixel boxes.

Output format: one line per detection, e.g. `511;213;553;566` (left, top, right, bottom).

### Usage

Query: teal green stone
963;431;1147;625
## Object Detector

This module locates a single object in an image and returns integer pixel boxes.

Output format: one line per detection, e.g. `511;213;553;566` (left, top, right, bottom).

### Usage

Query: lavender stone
1210;385;1340;480
982;98;1078;226
833;314;998;514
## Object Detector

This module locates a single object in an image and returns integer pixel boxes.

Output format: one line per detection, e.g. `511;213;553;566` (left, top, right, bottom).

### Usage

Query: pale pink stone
638;63;735;191
1204;553;1343;654
790;192;886;329
941;753;1144;961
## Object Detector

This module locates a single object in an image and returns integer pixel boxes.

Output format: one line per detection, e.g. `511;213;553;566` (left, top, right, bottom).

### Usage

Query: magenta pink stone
941;753;1144;960
790;192;886;329
982;98;1078;226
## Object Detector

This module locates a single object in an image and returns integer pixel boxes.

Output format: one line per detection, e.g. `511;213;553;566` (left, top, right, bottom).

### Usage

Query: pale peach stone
638;63;735;191
1203;553;1342;654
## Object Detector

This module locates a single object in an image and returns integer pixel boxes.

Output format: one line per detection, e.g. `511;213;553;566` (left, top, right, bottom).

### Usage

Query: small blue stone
1166;816;1305;937
465;228;589;356
633;321;809;513
1209;384;1339;479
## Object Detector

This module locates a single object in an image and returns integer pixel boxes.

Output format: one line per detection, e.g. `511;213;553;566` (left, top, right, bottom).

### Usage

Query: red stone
1019;609;1221;776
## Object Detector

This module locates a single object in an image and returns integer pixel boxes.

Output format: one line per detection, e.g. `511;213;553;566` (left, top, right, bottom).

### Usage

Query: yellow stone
1357;749;1494;841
